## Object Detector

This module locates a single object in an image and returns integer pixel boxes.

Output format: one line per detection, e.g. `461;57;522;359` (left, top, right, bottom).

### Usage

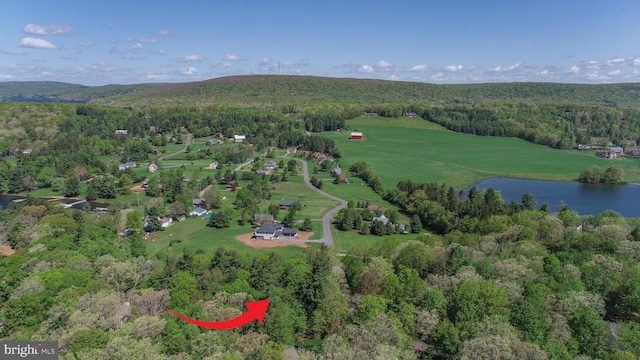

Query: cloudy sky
2;0;640;86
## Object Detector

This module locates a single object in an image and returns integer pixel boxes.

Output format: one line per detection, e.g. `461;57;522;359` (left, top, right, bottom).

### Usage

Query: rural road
159;132;192;161
296;159;347;248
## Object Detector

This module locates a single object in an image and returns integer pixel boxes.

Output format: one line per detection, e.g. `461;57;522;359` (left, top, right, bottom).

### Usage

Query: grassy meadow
324;116;640;189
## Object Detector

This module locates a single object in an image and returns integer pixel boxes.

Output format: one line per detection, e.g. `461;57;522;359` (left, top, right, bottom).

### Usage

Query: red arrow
167;299;270;330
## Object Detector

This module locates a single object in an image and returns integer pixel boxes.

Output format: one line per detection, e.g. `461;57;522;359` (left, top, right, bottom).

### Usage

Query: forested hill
0;81;163;103
3;76;640;107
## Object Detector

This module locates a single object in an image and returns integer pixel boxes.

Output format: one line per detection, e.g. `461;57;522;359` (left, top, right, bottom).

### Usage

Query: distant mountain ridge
2;75;640;107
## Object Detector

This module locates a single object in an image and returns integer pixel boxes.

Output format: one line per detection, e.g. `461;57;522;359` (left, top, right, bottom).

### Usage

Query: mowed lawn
325;117;640;189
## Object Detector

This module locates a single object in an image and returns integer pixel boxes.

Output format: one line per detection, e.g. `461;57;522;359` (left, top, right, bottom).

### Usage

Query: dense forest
3;76;640;107
2;175;640;359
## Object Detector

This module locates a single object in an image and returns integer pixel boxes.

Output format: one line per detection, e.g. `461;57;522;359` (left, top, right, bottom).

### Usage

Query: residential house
21;148;32;155
115;130;129;135
331;167;342;176
149;126;157;133
372;214;390;225
214;132;224;139
256;169;271;176
119;162;137;171
254;214;275;226
286;147;297;154
339;173;349;183
265;161;277;170
205;139;217;146
234;135;246;142
362;112;378;117
153;149;162;156
350;132;363;140
192;198;205;208
254;223;298;240
148;163;159;173
160;217;173;228
190;207;207;217
225;180;236;191
610;146;624;155
279;199;297;209
367;205;387;213
205;161;218;170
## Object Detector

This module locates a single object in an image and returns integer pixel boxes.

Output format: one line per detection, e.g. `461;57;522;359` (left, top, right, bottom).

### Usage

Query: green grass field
324;116;640;189
146;218;307;260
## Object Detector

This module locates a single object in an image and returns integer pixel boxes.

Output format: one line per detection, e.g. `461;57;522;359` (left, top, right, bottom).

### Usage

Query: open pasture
326;117;640;189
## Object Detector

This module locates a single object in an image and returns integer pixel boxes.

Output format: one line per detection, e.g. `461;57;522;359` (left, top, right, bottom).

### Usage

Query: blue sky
2;0;640;85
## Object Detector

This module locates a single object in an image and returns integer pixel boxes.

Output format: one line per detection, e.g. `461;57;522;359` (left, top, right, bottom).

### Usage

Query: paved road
295;159;347;248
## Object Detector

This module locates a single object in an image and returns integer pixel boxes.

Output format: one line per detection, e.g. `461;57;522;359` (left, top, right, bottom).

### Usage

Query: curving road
295;159;347;247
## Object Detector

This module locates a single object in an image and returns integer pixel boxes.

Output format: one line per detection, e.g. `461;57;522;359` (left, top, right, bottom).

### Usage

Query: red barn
350;132;363;140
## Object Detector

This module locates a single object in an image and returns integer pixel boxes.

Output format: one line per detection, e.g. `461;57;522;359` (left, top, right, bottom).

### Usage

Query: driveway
295;159;347;248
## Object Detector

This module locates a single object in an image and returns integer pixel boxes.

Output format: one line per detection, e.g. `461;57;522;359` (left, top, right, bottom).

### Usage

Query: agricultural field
323;116;640;189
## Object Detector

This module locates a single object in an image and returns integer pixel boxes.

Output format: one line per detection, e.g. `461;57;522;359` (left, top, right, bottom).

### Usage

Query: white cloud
182;66;197;75
180;55;202;62
2;49;26;55
224;54;247;61
569;66;580;74
537;69;552;76
607;58;625;66
131;43;143;50
489;62;521;72
138;38;158;44
585;60;599;69
609;70;621;76
213;62;232;69
376;60;393;68
0;74;16;79
146;74;169;80
24;24;47;35
92;62;116;72
445;65;464;72
359;65;374;73
431;72;446;81
157;30;171;36
24;23;73;35
19;37;57;49
260;58;273;65
77;42;94;48
108;22;116;27
158;50;166;55
410;64;428;72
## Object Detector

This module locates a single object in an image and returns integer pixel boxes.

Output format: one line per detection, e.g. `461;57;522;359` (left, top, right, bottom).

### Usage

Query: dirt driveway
235;231;314;249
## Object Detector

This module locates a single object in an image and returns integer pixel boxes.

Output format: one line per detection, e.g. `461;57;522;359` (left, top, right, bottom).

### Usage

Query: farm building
234;135;246;142
350;132;363;140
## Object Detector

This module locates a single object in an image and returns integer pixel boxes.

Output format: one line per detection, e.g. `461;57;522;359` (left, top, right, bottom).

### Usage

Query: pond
469;177;640;217
0;194;109;211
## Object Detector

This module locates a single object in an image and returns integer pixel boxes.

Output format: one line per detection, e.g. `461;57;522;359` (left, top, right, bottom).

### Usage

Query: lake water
470;177;640;217
0;194;109;211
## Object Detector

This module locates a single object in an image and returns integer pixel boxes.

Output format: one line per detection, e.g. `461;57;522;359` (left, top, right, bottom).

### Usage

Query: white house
254;223;298;240
160;217;173;228
190;207;207;217
234;135;246;142
205;161;218;170
115;130;129;135
148;163;159;173
119;162;136;171
265;161;277;171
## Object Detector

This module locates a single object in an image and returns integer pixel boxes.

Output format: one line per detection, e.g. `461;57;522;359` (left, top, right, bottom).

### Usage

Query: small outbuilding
350;132;363;140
